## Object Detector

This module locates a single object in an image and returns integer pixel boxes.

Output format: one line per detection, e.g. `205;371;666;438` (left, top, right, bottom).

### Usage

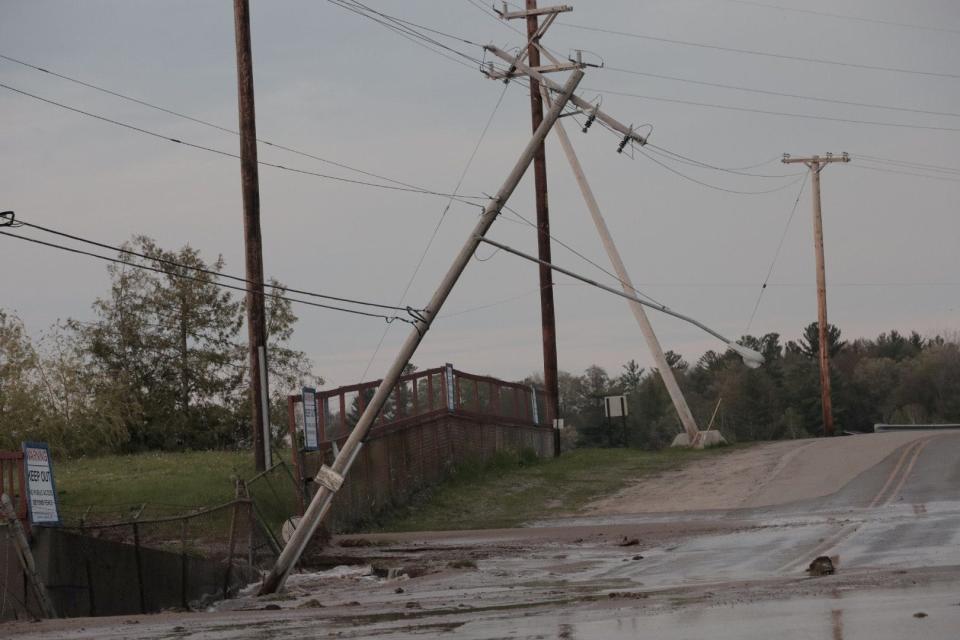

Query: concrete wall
300;412;554;532
0;528;259;620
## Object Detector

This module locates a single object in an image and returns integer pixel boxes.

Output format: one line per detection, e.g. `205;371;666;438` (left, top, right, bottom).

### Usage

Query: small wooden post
132;522;146;613
180;518;189;610
1;493;57;618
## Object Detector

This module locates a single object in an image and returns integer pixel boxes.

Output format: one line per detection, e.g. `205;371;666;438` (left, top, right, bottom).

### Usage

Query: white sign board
22;442;61;525
301;387;320;451
603;395;628;418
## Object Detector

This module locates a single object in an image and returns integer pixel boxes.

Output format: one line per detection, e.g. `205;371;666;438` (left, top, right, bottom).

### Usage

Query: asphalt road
9;431;960;639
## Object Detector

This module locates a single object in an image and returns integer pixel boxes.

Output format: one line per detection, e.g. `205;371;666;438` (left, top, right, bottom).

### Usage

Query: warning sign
22;442;61;525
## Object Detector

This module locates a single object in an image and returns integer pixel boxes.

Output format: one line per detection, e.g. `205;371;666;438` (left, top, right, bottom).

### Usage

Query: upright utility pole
782;152;850;437
233;0;270;471
523;0;560;425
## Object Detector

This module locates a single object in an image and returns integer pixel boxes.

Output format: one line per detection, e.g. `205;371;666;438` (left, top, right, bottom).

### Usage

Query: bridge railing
294;364;547;448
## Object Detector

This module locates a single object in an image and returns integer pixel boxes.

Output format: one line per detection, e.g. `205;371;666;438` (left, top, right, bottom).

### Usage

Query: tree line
0;236;320;456
550;324;960;449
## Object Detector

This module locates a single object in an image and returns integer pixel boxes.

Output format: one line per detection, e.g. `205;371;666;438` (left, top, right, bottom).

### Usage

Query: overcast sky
2;0;958;389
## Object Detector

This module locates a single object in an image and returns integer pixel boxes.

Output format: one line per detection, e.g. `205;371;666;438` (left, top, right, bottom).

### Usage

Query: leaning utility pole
259;70;583;595
485;16;700;443
782;152;850;437
541;83;701;444
499;1;572;425
234;0;271;471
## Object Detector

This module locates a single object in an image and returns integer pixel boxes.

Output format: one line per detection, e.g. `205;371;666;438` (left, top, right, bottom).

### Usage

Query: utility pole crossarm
496;3;572;20
484;45;648;146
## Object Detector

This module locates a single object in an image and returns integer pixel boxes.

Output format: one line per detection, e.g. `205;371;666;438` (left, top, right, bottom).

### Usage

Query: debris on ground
807;556;836;576
618;536;640;547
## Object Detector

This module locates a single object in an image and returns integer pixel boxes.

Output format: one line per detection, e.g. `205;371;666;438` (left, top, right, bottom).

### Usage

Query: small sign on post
603;395;628;418
22;442;61;526
301;387;320;451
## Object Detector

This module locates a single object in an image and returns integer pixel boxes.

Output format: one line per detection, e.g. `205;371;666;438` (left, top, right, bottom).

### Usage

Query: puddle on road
445;583;959;640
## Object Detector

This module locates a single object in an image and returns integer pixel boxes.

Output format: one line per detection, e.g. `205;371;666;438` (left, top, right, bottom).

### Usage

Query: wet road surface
9;431;960;638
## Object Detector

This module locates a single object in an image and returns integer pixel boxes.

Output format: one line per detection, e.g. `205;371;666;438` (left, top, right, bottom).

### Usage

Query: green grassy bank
373;445;742;532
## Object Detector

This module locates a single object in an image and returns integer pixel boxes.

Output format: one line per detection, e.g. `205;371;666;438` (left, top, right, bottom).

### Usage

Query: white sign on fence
603;395;628;418
22;442;61;525
302;387;320;451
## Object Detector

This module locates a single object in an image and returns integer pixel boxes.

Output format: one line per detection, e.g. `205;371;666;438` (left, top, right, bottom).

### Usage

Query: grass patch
55;450;257;523
373;445;745;532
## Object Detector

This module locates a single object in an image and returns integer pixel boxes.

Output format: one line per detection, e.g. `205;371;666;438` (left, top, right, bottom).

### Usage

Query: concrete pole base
671;430;728;449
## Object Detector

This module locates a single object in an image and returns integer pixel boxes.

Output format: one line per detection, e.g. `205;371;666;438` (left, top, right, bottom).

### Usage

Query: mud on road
7;432;960;639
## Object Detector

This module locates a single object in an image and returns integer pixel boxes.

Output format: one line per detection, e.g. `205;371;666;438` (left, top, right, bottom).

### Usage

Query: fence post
180;518;189;610
530;386;540;425
222;496;241;598
1;493;57;618
287;396;305;515
132;522;146;614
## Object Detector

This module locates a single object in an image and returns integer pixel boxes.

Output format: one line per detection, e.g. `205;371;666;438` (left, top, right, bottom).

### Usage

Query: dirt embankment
584;432;940;515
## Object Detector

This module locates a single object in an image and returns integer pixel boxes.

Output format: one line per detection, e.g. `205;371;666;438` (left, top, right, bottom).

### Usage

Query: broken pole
258;68;584;595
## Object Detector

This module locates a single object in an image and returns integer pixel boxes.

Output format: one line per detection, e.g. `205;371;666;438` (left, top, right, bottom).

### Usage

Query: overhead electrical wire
0;227;416;324
358;80;511;380
744;173;808;334
587;70;960;120
852;154;960;176
0;52;491;197
645;143;804;178
557;23;960;80
580;86;960;134
0;82;487;207
7;214;417;312
722;0;960;36
637;146;806;195
848;163;960;184
327;0;486;70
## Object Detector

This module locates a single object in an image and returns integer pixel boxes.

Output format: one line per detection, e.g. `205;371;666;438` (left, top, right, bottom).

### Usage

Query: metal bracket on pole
314;465;344;493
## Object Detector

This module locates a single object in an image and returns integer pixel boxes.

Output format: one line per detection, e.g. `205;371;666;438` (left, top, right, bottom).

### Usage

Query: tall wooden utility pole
782;152;850;437
233;0;270;470
526;0;559;426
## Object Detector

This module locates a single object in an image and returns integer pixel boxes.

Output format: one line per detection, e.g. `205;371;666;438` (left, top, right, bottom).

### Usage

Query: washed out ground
11;432;960;638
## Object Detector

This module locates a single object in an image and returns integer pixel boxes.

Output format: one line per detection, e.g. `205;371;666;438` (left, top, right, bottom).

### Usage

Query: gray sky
2;0;958;390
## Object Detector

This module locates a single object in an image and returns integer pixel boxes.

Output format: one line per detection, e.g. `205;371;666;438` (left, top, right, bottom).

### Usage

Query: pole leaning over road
258;69;584;595
233;0;271;470
782;152;850;437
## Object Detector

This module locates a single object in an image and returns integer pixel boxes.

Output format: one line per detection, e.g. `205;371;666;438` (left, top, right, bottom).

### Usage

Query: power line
588;69;960;120
499;203;668;308
637;147;807;195
722;0;960;37
0;52;490;196
558;22;960;80
9;215;418;312
327;0;485;70
853;154;960;176
359;81;511;380
645;144;804;178
582;86;960;133
0;82;487;207
744;173;808;334
0;230;414;324
848;163;960;184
